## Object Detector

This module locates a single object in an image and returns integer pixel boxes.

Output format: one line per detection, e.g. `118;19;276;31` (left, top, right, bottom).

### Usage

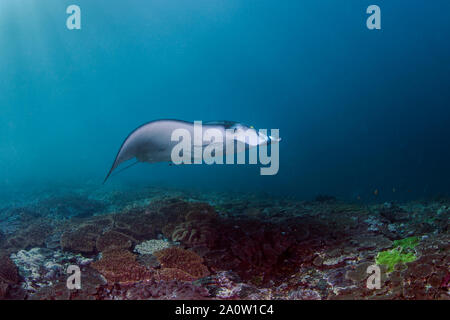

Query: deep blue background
0;0;449;201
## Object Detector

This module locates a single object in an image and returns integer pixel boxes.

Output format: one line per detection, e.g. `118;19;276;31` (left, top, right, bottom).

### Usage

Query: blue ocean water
1;0;449;202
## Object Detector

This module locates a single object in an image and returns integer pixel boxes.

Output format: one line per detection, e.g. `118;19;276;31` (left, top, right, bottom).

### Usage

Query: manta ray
103;119;279;183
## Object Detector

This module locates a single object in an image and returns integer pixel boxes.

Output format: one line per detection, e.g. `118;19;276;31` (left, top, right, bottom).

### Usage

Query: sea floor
0;184;448;300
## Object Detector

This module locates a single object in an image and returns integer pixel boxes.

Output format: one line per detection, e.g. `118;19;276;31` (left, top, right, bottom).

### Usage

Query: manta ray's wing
103;124;147;184
105;160;140;181
103;119;190;183
103;148;135;184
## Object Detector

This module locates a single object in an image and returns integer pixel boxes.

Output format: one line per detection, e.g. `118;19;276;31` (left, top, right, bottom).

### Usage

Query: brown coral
30;267;107;300
154;247;210;280
0;282;8;299
91;249;153;283
155;199;194;221
0;254;20;285
0;254;20;299
113;211;161;240
96;230;134;252
345;262;374;283
118;279;210;300
171;221;217;247
86;215;115;230
156;268;196;282
37;194;106;219
204;220;297;282
184;203;218;222
230;224;294;270
6;220;54;251
164;202;219;248
60;223;102;254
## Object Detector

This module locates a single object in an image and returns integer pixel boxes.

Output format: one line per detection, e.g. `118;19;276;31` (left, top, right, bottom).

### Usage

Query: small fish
374;189;379;196
392;188;396;193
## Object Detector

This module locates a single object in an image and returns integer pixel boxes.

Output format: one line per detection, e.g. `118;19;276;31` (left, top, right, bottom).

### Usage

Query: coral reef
0;185;448;300
202;271;266;299
113;210;161;240
0;254;20;298
60;224;102;254
156;268;196;282
393;236;420;250
134;239;172;255
3;220;54;253
96;230;134;252
0;257;19;278
10;247;92;292
91;249;153;283
378;202;410;222
205;220;296;282
170;220;217;248
163;202;219;248
154;247;210;280
375;236;420;272
99;279;210;300
376;249;417;273
29;267;106;300
36;194;106;219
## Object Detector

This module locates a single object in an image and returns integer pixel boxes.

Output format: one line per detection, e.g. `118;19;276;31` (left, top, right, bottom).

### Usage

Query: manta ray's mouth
269;135;281;142
256;131;281;144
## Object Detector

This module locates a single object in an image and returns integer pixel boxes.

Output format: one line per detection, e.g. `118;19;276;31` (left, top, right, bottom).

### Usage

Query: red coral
96;230;134;252
0;254;20;284
91;249;153;283
232;223;293;269
6;220;54;251
206;220;296;281
441;273;450;289
100;279;210;300
113;211;161;240
156;268;196;282
163;202;219;248
154;247;210;280
60;223;103;254
0;282;8;299
0;254;20;299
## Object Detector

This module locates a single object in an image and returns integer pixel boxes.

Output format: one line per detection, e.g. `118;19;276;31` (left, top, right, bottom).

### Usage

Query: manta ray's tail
103;160;139;184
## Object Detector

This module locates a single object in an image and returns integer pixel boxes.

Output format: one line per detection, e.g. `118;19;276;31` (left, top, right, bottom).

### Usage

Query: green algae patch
375;236;420;272
392;236;420;250
375;248;417;272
